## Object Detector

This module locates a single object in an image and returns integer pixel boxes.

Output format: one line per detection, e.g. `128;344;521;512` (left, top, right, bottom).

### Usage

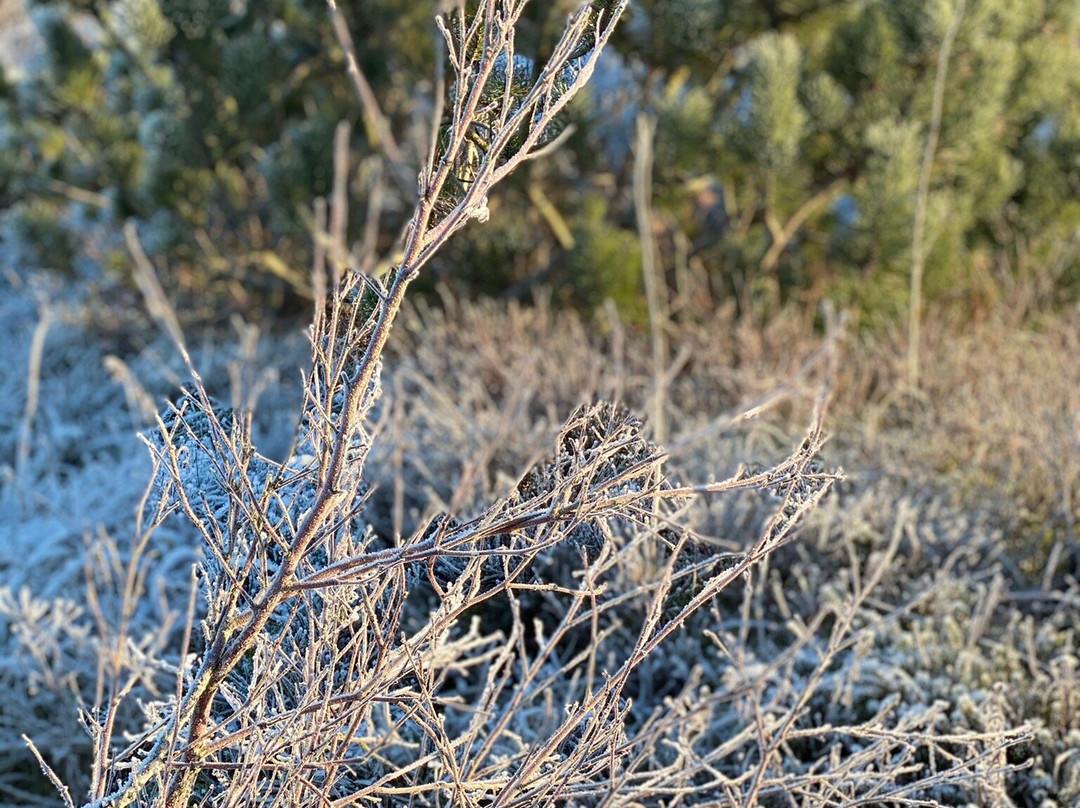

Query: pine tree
2;0;1077;319
624;0;1080;318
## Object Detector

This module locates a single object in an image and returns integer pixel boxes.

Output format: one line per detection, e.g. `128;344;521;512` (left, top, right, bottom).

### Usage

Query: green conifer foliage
0;0;424;309
157;0;228;41
626;0;1080;319
745;32;807;174
107;0;175;58
1;0;1077;321
564;193;643;319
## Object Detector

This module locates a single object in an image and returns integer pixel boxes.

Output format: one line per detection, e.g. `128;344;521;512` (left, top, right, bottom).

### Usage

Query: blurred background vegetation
0;0;1078;326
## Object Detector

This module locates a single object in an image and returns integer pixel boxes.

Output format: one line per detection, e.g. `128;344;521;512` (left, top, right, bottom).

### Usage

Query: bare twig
908;0;966;388
761;177;846;272
15;298;51;491
633;112;670;445
24;736;75;808
326;0;414;195
329;119;352;286
92;5;633;807
124;220;190;365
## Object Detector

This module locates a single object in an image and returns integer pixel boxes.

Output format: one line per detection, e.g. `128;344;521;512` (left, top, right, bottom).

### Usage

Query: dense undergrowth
1;270;1077;805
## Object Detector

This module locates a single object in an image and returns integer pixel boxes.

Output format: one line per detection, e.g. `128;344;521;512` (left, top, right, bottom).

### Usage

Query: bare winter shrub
46;1;844;803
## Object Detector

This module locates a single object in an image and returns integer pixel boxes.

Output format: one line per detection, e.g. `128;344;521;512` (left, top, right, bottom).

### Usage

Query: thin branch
124;220;190;366
23;736;75;808
327;0;415;196
908;0;966;389
761;177;846;272
15;298;51;492
329;119;352;287
633;112;669;444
